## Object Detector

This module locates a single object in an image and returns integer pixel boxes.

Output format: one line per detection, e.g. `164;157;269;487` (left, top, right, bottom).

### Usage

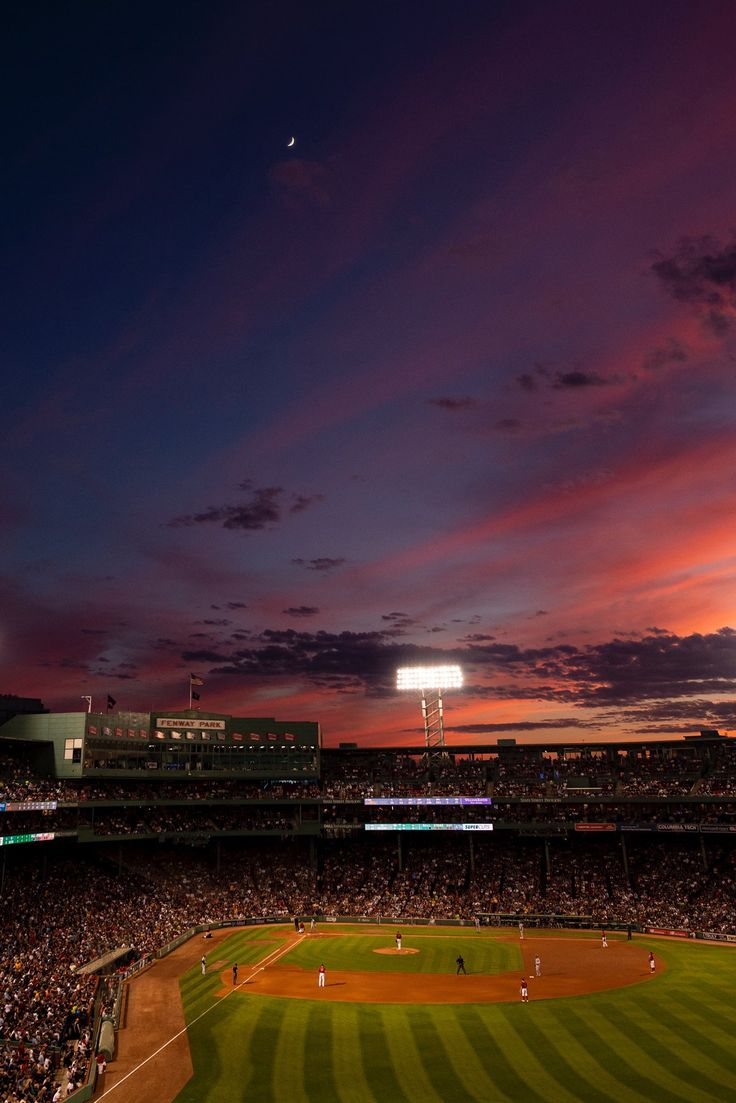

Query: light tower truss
396;665;463;762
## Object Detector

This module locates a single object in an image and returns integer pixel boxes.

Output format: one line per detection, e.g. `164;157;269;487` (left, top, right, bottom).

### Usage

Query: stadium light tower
396;665;463;760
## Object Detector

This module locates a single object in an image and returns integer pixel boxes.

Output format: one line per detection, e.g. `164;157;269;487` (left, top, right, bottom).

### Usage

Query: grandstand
1;698;735;1100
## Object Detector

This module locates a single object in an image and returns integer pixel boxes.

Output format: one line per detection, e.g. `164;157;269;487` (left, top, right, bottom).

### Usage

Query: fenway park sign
156;718;226;730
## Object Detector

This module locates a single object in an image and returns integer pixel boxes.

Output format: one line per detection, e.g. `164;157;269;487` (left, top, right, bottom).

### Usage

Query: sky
4;0;736;746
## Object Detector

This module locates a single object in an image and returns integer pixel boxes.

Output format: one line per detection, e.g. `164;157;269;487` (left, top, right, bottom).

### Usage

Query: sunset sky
4;0;736;745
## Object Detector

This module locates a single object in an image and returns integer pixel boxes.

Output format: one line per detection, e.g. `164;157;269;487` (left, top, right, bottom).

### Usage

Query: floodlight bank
396;665;463;690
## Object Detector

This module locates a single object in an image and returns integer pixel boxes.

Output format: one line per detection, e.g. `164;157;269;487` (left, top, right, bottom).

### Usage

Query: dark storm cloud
381;612;416;628
283;606;320;617
291;557;345;572
601;697;736;729
211;602;248;611
552;370;608;389
518;365;609;392
486;627;736;706
39;657;88;670
641;337;689;371
427;396;479;411
182;623;736;708
169;484;283;531
652;233;736;332
447;719;596;734
455;628;736;708
182;649;231;664
184;628;458;696
169;481;322;532
290;493;324;513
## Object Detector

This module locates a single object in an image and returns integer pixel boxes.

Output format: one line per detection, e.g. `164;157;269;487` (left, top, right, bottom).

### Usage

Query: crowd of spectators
0;829;735;1101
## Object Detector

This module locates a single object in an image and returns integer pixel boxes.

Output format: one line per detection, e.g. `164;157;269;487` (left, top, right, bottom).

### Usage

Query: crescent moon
287;136;296;148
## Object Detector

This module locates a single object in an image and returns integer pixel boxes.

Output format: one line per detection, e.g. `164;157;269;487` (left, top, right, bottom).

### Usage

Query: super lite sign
0;832;55;846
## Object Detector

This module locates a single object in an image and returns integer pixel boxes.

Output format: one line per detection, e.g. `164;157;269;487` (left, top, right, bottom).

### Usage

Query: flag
190;674;204;687
191;690;200;702
267;732;277;742
249;733;260;742
155;730;165;740
284;732;295;742
201;731;211;741
232;732;244;742
127;729;136;739
102;727;111;737
216;732;226;741
186;731;195;740
107;694;116;711
88;725;98;736
170;730;182;740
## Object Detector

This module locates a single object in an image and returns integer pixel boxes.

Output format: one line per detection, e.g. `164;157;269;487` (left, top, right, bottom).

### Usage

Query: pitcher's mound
374;947;419;955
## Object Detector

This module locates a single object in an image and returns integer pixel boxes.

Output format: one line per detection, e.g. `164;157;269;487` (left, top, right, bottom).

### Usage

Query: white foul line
96;933;305;1100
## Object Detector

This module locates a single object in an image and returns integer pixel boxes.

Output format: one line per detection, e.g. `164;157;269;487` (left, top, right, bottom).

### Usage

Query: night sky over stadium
4;1;736;745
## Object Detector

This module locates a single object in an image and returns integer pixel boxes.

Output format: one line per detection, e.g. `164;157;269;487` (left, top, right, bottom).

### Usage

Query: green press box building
0;709;320;780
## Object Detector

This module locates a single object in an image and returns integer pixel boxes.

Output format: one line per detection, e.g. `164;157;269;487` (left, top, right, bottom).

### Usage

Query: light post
396;665;463;761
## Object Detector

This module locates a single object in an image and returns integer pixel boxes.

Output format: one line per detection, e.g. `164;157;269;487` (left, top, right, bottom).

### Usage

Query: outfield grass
175;927;736;1102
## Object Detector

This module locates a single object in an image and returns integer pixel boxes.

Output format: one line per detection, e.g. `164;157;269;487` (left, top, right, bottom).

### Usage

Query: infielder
534;956;541;977
520;977;529;1002
201;955;206;976
318;964;326;988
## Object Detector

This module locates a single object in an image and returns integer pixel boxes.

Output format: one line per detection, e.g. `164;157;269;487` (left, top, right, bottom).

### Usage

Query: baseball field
103;923;736;1103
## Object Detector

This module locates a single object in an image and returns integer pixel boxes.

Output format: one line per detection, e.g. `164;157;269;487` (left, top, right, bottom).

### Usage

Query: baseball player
396;931;402;952
520;977;529;1002
519;921;524;940
456;954;467;975
201;955;206;976
648;951;656;974
318;964;326;988
601;930;608;948
534;956;541;977
232;963;238;985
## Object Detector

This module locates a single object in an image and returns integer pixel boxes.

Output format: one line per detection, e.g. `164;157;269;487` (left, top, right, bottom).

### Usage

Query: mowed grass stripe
331;1004;375;1103
678;984;736;1031
584;999;706;1103
497;1005;620;1103
357;1007;411;1103
406;1008;482;1103
548;1004;672;1103
271;1000;309;1103
560;1004;690;1103
428;1010;520;1098
595;1000;733;1102
640;993;736;1084
303;1003;340;1102
453;1007;561;1103
383;1010;447;1103
174;995;260;1103
241;999;284;1102
487;1006;607;1103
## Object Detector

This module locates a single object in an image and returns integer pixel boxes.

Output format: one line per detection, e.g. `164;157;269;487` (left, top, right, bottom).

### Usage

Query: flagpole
189;676;192;710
